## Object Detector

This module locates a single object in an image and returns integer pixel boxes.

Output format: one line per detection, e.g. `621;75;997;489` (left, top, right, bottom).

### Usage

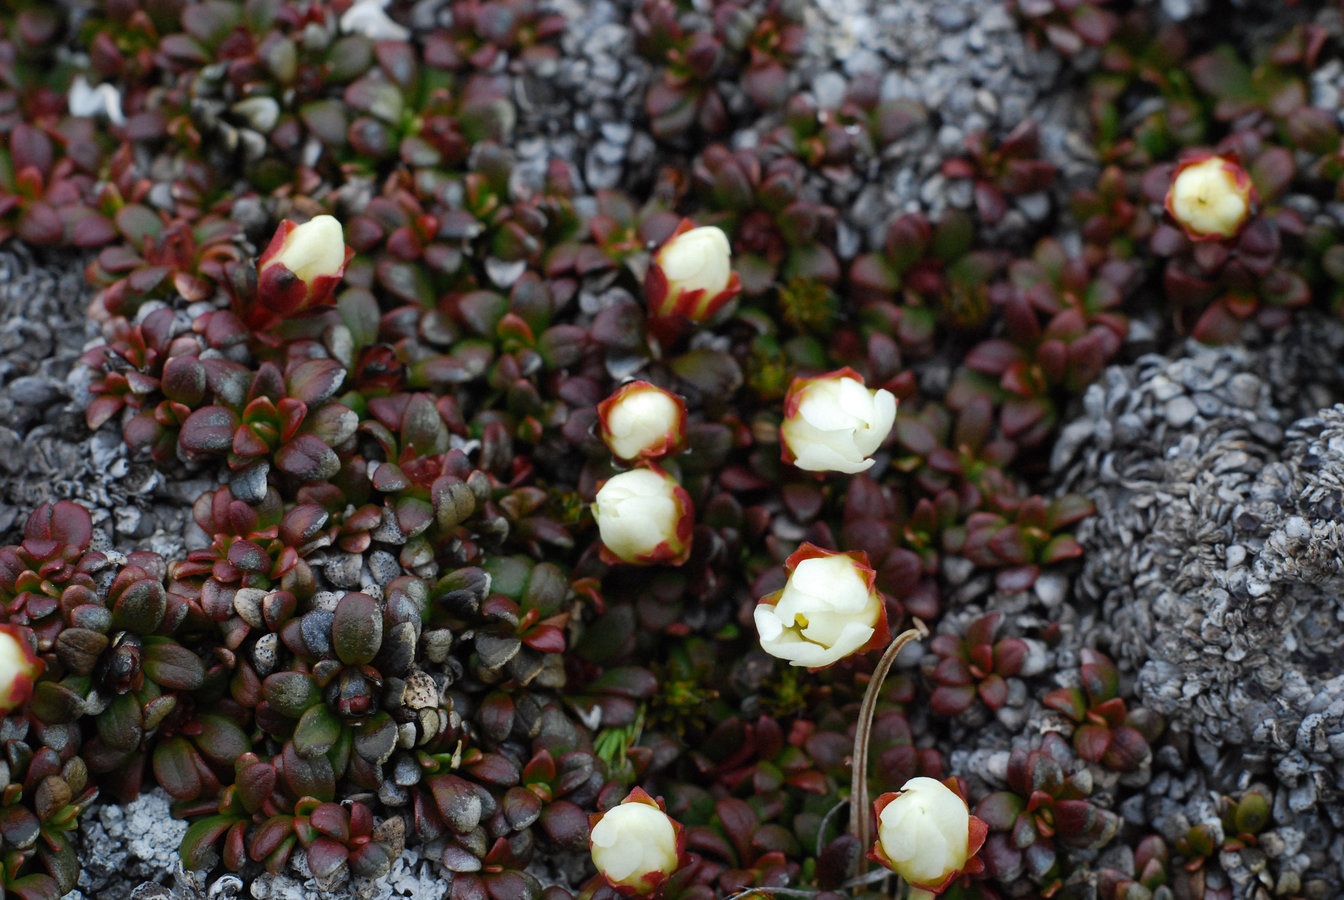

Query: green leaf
97;693;144;752
112;578;168;634
294;704;341;759
263;672;319;718
180;814;234;870
197;714;252;766
332;592;382;666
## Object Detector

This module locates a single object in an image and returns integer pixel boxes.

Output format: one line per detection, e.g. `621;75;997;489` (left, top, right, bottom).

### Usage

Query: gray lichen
1052;314;1344;893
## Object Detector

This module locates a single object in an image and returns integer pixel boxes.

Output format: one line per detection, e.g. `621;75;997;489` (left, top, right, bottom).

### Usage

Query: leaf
264;672;320;718
1042;687;1087;722
294;704;341;759
714;797;757;864
1101;725;1150;772
305;836;349;879
1073;723;1112;763
978;674;1009;710
430;774;483;833
179;406;239;457
333;592;382;666
39;831;80;893
143;640;205;690
0;803;40;849
250;815;294;862
309;802;349;841
974;791;1025;831
275;434;340;481
153;737;203;800
285;358;346;405
97;692;144;751
994;565;1039;593
929;684;976;716
539;800;588;850
180;814;234;870
10;872;62;900
197;714;252;766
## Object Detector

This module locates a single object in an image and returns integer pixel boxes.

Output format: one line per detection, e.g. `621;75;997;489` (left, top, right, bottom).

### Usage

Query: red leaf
929;684;976;716
305;836;349;879
1073;723;1112;763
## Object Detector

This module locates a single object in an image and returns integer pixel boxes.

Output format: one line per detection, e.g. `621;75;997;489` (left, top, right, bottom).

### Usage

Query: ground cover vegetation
0;0;1340;898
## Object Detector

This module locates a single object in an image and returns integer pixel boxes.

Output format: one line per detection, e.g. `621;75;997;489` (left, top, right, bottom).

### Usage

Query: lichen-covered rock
1054;316;1344;889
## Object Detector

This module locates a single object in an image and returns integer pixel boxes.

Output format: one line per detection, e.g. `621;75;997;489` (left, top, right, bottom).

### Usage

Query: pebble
6;374;64;406
1164;396;1198;427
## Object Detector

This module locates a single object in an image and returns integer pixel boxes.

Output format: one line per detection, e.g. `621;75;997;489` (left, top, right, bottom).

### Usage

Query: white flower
0;626;42;714
780;369;896;474
598;381;687;463
340;0;411;41
593;467;693;566
67;75;125;126
754;545;886;668
589;789;682;895
647;223;739;321
1164;154;1256;240
262;215;347;286
871;777;985;891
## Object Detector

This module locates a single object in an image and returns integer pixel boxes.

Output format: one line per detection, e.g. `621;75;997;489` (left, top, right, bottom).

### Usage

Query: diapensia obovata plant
9;1;1342;897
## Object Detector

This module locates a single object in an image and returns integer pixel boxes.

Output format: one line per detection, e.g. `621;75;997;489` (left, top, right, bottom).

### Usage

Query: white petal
753;605;785;641
853;389;897;456
340;1;411;40
802;620;873;657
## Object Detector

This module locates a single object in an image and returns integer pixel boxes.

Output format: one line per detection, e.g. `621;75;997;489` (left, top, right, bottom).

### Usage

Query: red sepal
241;220;355;330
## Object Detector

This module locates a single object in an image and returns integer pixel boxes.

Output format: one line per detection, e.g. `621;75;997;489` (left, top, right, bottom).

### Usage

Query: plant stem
849;619;929;867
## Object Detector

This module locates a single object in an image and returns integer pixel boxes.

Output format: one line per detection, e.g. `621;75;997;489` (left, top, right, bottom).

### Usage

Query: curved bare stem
848;619;929;868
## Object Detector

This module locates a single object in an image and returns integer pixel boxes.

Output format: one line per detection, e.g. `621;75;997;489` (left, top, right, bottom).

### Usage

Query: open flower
593;467;694;566
869;777;988;893
780;368;897;474
646;220;741;322
0;625;43;714
589;788;684;895
246;215;354;330
340;0;411;40
754;544;889;668
68;75;126;125
598;382;688;463
1164;154;1257;241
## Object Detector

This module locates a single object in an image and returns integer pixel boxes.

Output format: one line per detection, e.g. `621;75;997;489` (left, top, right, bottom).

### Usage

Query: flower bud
598;381;688;463
593;467;694;566
646;221;740;322
1164;154;1257;241
248;215;354;329
0;625;43;714
754;544;888;668
780;368;896;474
869;777;988;892
589;788;684;896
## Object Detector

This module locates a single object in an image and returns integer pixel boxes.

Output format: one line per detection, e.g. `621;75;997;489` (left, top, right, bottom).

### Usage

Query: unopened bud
1165;154;1256;241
